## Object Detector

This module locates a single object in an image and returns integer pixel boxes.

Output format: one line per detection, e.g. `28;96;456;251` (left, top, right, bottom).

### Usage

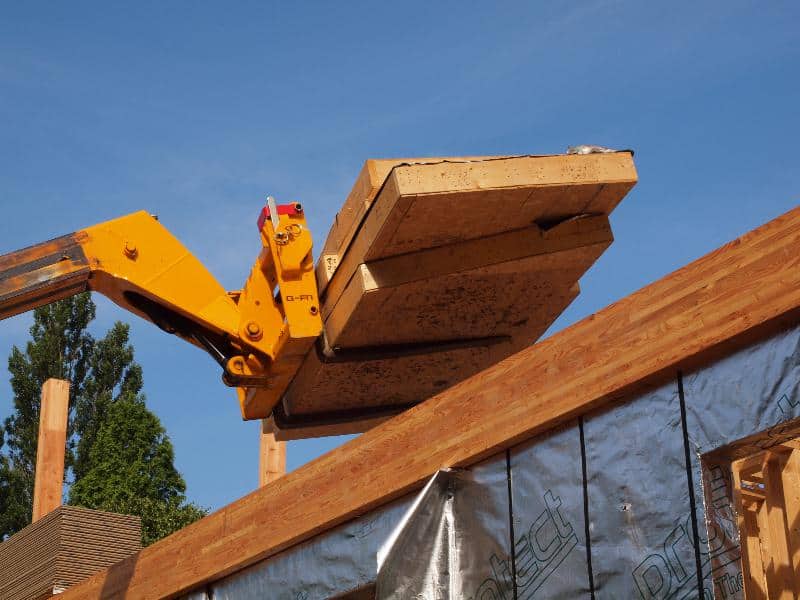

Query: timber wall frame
61;205;800;600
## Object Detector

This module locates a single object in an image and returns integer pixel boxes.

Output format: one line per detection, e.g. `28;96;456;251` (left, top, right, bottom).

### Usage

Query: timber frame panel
61;205;800;599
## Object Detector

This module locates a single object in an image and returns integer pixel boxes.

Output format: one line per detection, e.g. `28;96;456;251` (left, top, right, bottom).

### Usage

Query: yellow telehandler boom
0;153;640;436
0;199;320;420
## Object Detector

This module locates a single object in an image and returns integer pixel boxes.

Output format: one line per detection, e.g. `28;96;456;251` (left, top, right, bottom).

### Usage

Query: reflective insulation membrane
684;323;800;599
208;495;413;600
582;381;702;599
509;421;590;598
375;454;513;599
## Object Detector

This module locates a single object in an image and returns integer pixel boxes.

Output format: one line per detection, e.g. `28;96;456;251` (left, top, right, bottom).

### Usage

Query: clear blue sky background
1;2;798;511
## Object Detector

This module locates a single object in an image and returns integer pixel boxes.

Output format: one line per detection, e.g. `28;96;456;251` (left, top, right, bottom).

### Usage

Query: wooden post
763;453;797;599
732;463;768;600
32;378;69;522
781;449;800;580
259;418;286;487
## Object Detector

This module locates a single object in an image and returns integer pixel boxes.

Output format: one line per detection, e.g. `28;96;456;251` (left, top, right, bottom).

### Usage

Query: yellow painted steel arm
0;206;322;420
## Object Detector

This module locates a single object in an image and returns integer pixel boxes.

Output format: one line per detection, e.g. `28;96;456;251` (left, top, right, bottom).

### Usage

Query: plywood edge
321;155;512;255
321;216;613;346
59;204;800;600
318;172;405;310
322;153;635;308
315;152;633;292
364;214;611;290
390;152;636;197
316;155;509;293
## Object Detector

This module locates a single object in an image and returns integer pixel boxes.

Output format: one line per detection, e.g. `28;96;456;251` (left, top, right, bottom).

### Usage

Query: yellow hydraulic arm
0;199;322;420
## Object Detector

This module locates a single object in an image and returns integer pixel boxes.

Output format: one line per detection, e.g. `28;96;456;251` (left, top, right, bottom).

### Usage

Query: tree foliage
71;321;144;481
0;294;205;544
69;397;206;546
0;294;94;536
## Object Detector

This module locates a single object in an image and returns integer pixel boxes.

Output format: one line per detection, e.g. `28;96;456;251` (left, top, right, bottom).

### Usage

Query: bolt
245;321;262;340
232;358;245;372
123;241;138;259
309;306;319;316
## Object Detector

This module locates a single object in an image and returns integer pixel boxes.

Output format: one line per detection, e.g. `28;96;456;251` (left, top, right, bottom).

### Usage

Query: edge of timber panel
316;152;636;294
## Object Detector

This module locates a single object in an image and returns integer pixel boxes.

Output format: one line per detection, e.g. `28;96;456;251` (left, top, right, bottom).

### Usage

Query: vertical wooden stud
779;450;800;592
763;454;796;599
733;462;769;599
757;499;773;597
32;378;69;522
743;503;768;600
259;418;286;487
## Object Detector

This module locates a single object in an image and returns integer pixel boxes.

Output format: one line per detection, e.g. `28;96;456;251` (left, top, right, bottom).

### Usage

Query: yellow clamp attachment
255;199;322;339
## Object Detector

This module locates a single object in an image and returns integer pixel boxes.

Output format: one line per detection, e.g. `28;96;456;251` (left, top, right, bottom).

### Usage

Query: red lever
257;203;303;231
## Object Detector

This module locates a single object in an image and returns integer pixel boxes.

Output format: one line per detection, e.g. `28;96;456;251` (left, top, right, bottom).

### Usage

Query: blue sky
1;2;798;511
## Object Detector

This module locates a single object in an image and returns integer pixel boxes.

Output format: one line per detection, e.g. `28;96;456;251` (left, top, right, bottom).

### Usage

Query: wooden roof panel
280;152;636;437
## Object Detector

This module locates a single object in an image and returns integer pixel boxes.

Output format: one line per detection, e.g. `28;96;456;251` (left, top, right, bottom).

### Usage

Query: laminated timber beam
60;205;800;599
32;379;70;522
258;418;286;487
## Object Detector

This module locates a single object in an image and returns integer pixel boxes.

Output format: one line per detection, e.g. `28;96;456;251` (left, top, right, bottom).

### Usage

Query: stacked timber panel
276;152;637;437
0;506;140;600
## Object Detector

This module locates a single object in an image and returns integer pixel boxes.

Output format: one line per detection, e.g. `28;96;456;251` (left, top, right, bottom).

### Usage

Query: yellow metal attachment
231;199;323;417
263;215;320;338
0;201;323;421
4;206;325;421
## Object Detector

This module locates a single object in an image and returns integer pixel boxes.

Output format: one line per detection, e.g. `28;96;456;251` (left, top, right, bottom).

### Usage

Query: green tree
0;437;28;537
71;321;144;481
0;294;95;537
1;294;205;543
68;397;206;546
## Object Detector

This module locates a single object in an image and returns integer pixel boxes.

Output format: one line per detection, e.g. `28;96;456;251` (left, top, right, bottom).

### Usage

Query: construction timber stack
275;152;637;437
0;506;140;600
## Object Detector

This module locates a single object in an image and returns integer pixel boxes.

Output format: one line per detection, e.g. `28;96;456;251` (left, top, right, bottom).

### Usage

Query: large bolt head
123;241;138;259
245;321;262;340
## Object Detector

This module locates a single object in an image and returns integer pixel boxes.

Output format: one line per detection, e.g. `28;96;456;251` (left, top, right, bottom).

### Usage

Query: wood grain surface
59;204;800;600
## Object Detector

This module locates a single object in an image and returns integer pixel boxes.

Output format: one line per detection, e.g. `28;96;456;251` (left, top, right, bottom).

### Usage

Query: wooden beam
60;206;800;599
757;500;773;597
777;440;800;452
32;378;69;523
780;449;800;588
763;455;797;598
743;505;769;600
258;418;286;487
734;463;768;600
741;487;767;501
737;452;770;480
